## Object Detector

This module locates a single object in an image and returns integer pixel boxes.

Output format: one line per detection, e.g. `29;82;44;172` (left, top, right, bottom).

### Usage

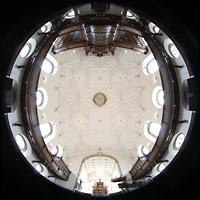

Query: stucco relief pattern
58;48;142;156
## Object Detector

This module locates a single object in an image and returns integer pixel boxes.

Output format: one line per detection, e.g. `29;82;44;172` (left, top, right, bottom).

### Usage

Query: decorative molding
92;92;108;107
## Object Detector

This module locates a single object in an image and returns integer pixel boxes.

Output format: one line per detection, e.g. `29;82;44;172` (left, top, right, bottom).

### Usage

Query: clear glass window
39;123;52;138
20;43;31;58
174;133;185;150
16;134;27;151
36;90;44;107
152;86;164;108
50;146;59;155
41;59;54;74
156;89;164;106
148;122;161;138
141;146;150;155
157;164;165;172
147;59;159;74
36;164;43;173
168;43;180;58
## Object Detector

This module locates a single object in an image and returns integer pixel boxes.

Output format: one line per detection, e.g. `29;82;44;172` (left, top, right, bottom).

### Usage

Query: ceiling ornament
92;92;108;107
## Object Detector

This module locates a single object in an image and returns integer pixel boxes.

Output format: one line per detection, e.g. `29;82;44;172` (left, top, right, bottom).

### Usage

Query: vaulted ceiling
56;47;143;157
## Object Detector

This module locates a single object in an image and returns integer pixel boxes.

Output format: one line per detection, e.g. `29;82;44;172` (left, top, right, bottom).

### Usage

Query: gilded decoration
92;92;108;107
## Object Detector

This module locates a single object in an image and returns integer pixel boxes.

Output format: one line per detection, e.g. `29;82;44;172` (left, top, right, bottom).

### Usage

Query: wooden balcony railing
20;32;71;181
129;32;179;180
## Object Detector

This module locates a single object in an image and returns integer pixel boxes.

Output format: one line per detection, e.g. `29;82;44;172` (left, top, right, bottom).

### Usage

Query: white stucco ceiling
56;48;143;157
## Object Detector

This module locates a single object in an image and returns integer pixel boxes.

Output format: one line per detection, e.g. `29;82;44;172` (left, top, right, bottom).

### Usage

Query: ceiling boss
92;92;108;108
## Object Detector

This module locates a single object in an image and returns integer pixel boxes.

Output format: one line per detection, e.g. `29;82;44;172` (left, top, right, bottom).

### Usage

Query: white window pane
36;90;43;107
169;44;180;58
50;146;58;155
153;25;160;33
20;44;31;58
147;59;159;74
68;10;75;17
126;11;133;17
41;59;54;74
142;146;150;155
41;25;47;33
36;164;43;172
157;164;165;172
157;89;164;106
149;123;161;137
40;123;52;137
16;135;26;150
175;134;185;149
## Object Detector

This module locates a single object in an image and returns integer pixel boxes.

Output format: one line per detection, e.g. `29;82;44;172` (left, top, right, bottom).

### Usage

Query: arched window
41;54;58;75
125;10;140;22
147;59;159;74
164;39;180;58
168;43;180;58
144;121;161;143
142;54;159;75
41;59;54;74
20;43;31;58
138;144;150;157
141;146;150;155
50;145;63;157
19;38;36;58
157;163;165;172
40;122;53;138
39;121;57;144
36;87;48;109
152;86;164;108
15;134;32;157
36;164;44;173
148;22;160;34
173;133;185;151
35;164;48;177
148;122;161;138
16;134;27;151
40;22;52;33
63;9;78;20
36;90;44;107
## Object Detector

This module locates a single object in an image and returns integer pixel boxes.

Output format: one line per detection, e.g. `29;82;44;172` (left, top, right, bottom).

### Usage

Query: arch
74;153;122;192
35;164;49;177
15;134;32;157
142;53;159;75
50;145;63;157
19;38;36;58
40;22;52;33
148;22;160;34
152;163;165;177
144;121;161;143
168;133;185;156
36;87;48;109
41;53;58;75
164;38;180;58
152;86;164;108
137;144;150;157
39;121;57;144
62;9;77;20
